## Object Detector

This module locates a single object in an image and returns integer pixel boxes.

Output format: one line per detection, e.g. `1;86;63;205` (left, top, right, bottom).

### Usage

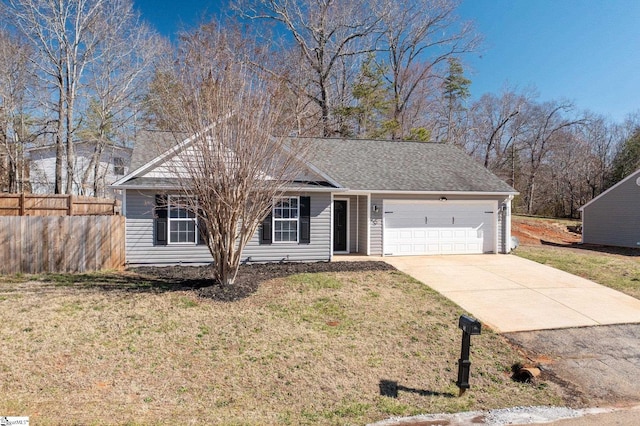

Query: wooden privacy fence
0;193;120;216
0;215;125;274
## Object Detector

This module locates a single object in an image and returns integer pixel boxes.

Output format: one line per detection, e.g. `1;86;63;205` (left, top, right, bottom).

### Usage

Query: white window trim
168;195;198;245
273;196;300;243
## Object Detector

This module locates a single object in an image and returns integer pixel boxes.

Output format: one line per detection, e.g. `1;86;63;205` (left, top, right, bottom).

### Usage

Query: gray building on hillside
581;169;640;248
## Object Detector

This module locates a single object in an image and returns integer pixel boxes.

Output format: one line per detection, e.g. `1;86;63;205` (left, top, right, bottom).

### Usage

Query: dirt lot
512;216;582;246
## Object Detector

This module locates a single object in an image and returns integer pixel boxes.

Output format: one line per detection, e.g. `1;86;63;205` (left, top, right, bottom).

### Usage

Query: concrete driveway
383;255;640;333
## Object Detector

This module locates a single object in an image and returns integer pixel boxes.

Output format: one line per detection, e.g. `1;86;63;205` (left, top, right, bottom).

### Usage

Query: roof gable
580;168;640;211
113;131;333;188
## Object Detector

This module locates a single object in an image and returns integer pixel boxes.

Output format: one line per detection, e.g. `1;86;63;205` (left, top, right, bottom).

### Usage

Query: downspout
330;193;334;261
356;196;359;253
122;188;127;265
580;208;585;244
366;194;371;256
505;195;514;253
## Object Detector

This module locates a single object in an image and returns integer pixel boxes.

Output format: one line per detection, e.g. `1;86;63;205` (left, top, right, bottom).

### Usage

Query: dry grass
0;269;563;425
515;245;640;300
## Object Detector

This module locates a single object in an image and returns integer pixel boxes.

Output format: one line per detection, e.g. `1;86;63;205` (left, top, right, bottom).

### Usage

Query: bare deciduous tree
467;89;528;173
238;0;380;136
3;0;157;195
376;0;478;139
518;100;584;214
150;23;306;286
77;4;164;196
0;30;34;192
5;0;107;193
576;113;617;198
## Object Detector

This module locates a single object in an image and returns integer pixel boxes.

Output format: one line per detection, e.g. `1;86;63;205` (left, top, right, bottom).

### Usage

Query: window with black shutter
197;212;208;245
299;196;310;244
155;195;203;245
260;211;272;244
154;194;168;246
261;196;311;244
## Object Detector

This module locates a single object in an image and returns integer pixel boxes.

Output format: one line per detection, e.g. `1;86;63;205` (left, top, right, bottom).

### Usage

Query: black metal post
456;331;472;394
456;315;481;396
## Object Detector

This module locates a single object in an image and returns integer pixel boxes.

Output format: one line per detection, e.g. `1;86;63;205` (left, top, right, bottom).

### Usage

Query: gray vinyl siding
370;195;384;255
357;196;368;255
125;190;212;264
583;172;640;248
370;193;509;256
125;190;332;264
347;195;358;253
243;192;332;262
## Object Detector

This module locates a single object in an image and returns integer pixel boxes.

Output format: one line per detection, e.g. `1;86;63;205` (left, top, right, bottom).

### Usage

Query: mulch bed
131;261;395;302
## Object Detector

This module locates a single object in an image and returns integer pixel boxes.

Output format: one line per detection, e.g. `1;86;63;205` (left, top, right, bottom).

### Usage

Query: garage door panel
440;243;454;253
399;230;412;239
440;229;454;238
383;201;496;256
452;229;467;238
426;230;440;238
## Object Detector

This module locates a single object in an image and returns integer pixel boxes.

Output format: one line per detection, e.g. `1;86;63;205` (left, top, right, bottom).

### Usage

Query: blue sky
134;0;640;123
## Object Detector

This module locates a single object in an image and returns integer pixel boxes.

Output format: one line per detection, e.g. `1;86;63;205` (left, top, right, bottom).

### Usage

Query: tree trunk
527;176;535;215
65;82;75;194
319;79;330;137
92;146;102;197
55;122;64;193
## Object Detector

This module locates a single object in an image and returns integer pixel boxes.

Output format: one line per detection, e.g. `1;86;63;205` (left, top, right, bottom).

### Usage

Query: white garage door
383;201;496;256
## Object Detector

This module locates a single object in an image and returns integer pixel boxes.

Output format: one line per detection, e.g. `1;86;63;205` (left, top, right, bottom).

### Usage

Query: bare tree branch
150;23;309;286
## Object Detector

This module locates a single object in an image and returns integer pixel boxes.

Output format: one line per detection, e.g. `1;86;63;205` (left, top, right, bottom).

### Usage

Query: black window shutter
155;194;168;246
197;210;208;245
300;196;311;244
260;211;272;244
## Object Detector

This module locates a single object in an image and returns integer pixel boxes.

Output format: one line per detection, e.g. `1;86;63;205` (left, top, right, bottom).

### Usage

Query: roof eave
110;181;346;192
346;189;519;196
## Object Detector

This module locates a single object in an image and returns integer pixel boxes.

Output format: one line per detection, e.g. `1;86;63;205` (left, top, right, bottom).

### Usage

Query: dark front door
333;200;348;252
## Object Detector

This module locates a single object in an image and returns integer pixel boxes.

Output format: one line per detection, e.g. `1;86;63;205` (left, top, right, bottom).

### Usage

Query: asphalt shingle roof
124;134;515;194
129;130;186;171
302;137;516;193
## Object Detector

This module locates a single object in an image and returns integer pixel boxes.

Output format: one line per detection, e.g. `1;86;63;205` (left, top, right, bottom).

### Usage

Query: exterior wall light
372;205;379;213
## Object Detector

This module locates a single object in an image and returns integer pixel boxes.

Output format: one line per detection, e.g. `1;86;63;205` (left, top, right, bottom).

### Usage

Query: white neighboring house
28;141;132;198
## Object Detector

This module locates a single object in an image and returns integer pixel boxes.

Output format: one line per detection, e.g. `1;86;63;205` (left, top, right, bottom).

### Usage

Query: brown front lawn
0;263;564;425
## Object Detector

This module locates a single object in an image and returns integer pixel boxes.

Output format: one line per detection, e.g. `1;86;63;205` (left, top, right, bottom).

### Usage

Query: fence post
19;193;25;216
67;195;73;216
